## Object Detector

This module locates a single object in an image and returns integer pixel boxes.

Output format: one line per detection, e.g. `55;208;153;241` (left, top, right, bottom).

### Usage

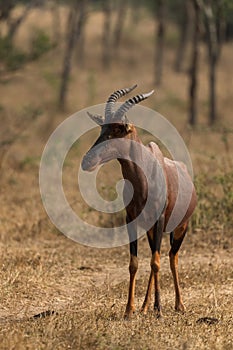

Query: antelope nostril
81;156;89;171
81;152;90;169
81;151;98;172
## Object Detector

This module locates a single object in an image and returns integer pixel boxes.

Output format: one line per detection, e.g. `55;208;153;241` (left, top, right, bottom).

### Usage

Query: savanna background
0;0;232;349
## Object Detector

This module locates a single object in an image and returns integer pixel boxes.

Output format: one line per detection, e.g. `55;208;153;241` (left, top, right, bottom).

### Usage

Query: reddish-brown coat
82;89;197;318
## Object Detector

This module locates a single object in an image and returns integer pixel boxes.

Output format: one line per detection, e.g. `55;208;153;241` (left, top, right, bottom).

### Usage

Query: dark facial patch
99;123;131;142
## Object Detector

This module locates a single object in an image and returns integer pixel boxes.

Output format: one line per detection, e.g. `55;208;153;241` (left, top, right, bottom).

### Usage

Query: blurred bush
29;28;54;60
0;29;53;72
0;37;26;71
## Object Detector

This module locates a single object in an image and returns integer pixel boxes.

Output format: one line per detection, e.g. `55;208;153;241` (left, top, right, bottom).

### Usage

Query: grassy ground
0;5;232;350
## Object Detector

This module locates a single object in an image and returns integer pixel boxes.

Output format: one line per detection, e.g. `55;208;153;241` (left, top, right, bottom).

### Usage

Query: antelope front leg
124;250;138;318
151;215;164;318
124;218;138;319
151;251;162;317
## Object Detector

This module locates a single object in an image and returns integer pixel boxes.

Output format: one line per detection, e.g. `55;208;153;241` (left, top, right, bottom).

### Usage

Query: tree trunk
7;0;40;42
113;0;128;51
216;1;226;58
58;3;79;110
76;0;89;66
58;0;88;110
154;0;165;86
51;0;61;46
0;2;14;22
102;0;112;69
188;0;201;126
76;28;85;67
174;0;192;72
208;54;217;125
203;0;219;125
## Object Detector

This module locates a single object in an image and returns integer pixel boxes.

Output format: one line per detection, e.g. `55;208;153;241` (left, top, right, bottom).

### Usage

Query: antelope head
81;85;154;172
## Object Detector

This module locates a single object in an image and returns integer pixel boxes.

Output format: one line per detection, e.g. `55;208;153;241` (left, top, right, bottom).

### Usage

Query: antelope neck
117;132;147;194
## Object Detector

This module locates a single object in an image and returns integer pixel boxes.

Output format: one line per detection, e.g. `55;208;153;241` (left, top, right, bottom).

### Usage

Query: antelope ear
125;123;133;134
87;111;104;126
122;115;133;133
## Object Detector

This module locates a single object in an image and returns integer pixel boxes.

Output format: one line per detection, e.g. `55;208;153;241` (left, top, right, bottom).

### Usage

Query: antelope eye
113;125;124;135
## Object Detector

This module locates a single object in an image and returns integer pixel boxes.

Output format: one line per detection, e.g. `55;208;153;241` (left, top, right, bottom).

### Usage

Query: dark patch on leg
170;226;188;255
130;240;137;256
170;236;185;256
126;215;137;252
170;231;174;246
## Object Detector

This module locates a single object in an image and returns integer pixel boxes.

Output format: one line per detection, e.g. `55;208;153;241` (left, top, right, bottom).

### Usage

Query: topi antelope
81;85;197;318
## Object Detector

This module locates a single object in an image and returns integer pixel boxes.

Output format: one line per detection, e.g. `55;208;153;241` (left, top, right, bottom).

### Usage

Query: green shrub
0;37;26;71
29;29;53;60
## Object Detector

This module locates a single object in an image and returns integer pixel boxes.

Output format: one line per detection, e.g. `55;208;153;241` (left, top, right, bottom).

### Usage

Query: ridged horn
113;90;154;121
87;111;105;125
105;84;137;121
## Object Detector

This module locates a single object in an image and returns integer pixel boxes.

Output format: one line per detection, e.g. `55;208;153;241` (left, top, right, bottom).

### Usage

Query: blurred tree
0;0;43;42
202;0;219;124
58;0;88;110
0;1;14;23
173;0;193;72
154;0;166;86
201;0;232;125
225;1;233;40
0;0;47;73
50;0;62;46
215;0;226;51
188;0;201;125
102;0;112;69
58;2;79;110
112;0;128;53
75;0;89;66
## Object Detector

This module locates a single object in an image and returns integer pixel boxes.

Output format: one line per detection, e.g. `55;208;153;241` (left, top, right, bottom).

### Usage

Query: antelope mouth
81;157;99;172
82;163;98;172
81;155;114;172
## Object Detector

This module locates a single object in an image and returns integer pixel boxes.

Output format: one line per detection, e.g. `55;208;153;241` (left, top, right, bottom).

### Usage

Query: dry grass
0;5;232;350
0;231;232;350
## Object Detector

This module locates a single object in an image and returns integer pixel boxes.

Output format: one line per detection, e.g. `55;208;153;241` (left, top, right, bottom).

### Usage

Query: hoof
140;308;148;316
154;306;163;319
175;303;186;313
124;306;135;319
140;303;149;315
155;311;163;320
